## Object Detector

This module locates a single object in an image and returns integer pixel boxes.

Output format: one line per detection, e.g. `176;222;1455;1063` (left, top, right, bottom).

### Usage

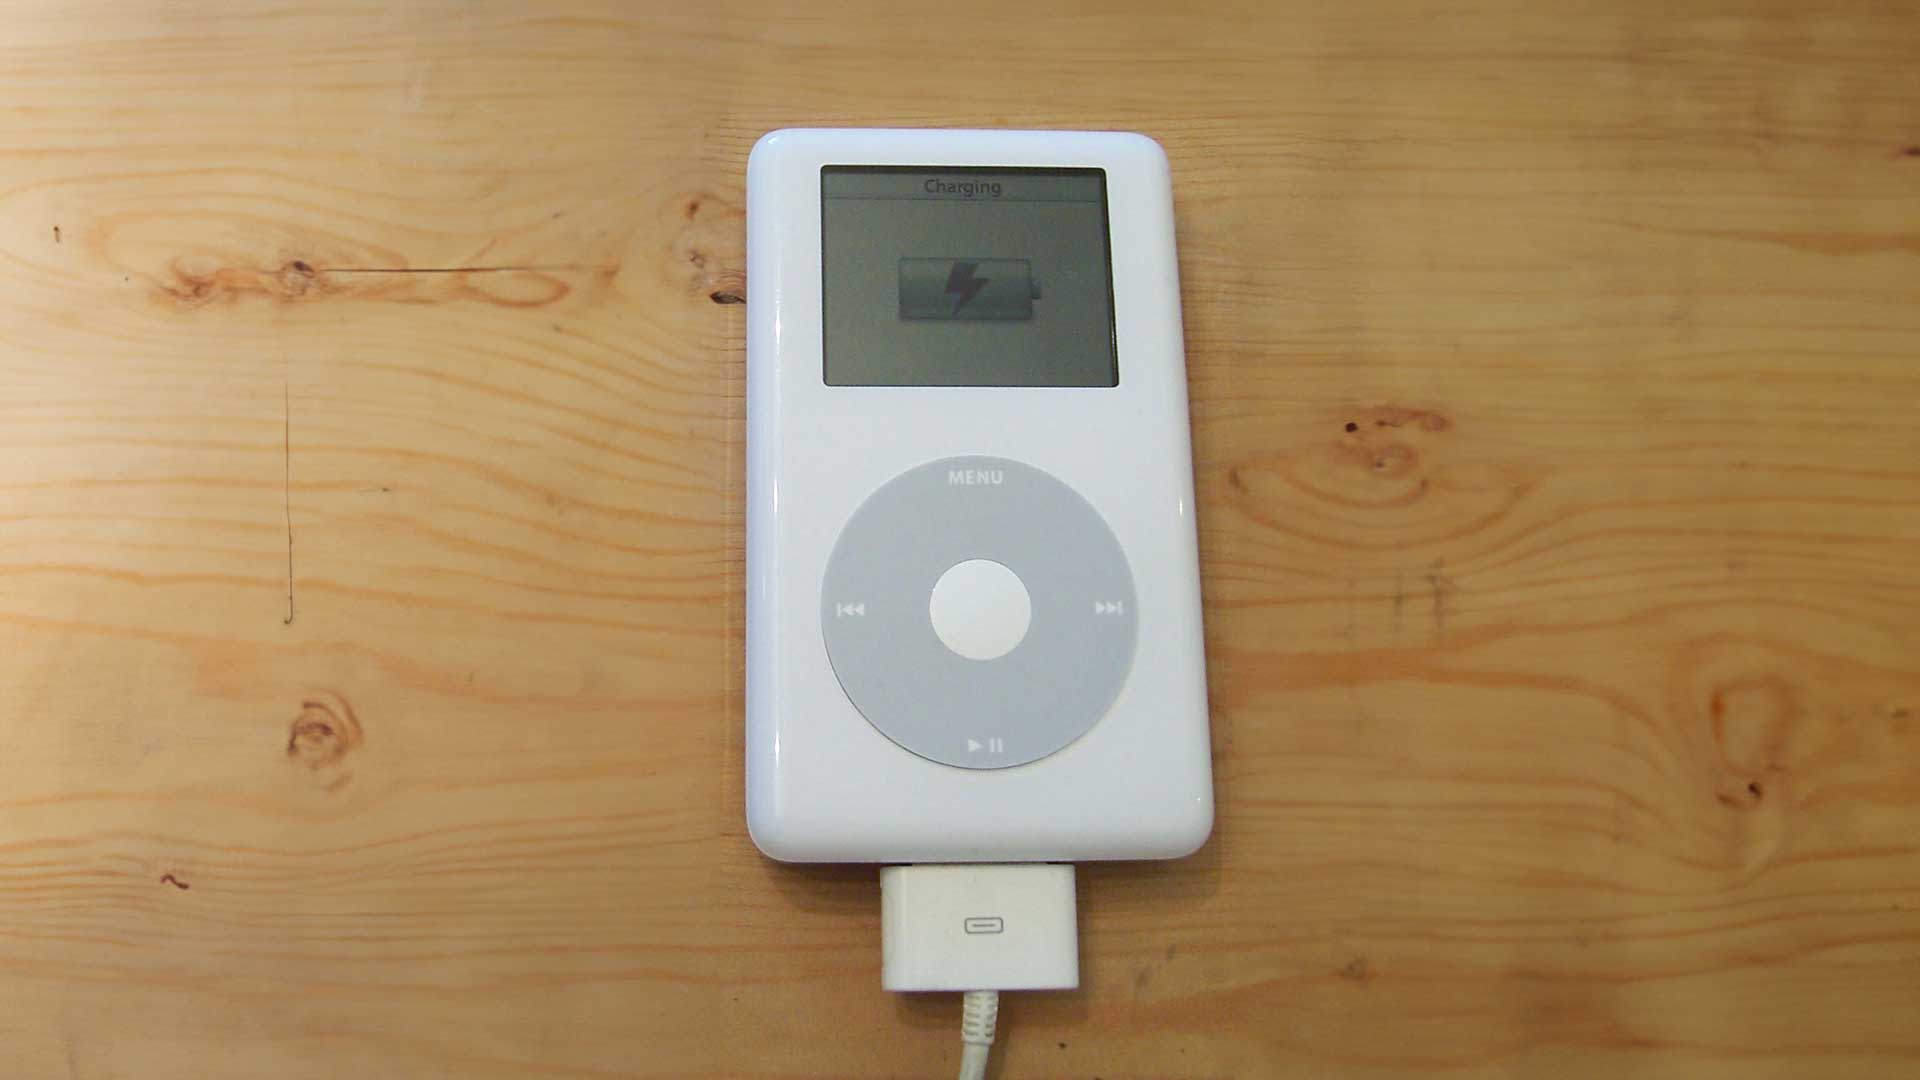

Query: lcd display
820;167;1117;387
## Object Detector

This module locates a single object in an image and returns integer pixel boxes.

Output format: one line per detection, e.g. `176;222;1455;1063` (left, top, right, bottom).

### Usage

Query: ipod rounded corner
1161;794;1215;860
1116;130;1169;161
745;801;813;864
748;128;801;173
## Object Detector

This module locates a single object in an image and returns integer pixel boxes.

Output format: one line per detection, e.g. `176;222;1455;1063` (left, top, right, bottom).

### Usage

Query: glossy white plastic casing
745;128;1211;862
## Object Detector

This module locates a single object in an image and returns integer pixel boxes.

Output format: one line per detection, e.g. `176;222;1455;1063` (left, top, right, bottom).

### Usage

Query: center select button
820;455;1137;770
929;559;1032;661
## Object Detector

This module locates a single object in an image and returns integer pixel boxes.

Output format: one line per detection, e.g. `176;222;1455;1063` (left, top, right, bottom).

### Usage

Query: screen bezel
818;164;1120;388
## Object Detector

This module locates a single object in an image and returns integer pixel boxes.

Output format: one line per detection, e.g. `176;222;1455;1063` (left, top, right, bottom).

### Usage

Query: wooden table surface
4;2;1918;1077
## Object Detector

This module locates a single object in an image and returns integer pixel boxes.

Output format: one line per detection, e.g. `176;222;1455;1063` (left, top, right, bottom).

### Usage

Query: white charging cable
880;863;1079;1079
957;989;999;1080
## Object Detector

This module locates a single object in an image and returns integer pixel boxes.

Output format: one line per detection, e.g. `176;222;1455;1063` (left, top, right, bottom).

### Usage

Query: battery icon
898;257;1042;321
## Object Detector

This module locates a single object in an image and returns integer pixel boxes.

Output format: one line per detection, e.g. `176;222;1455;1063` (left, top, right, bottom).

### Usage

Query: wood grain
3;2;1918;1077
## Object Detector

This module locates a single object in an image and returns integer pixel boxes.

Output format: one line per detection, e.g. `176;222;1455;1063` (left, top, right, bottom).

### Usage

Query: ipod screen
820;166;1117;387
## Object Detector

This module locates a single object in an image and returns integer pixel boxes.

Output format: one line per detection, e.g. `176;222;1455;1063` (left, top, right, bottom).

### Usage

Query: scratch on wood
1426;558;1456;633
159;873;189;890
283;377;294;625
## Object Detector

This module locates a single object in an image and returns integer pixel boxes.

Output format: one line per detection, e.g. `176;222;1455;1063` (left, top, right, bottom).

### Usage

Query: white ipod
746;129;1211;863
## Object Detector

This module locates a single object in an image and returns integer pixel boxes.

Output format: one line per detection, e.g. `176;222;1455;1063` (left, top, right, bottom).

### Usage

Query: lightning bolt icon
943;260;991;315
